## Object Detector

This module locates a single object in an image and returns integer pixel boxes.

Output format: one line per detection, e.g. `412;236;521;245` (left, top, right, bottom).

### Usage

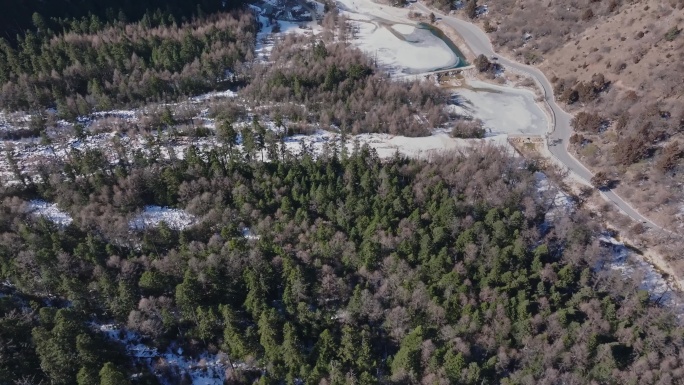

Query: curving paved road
415;3;668;231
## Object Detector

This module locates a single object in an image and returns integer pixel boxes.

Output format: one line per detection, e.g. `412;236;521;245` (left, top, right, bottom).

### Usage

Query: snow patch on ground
392;23;416;34
278;129;512;158
356;131;510;158
191;89;238;103
91;110;139;122
26;200;73;227
0;111;32;131
98;324;229;385
599;235;684;314
535;171;574;234
535;172;573;211
253;5;321;62
242;227;261;240
129;206;197;231
534;172;684;315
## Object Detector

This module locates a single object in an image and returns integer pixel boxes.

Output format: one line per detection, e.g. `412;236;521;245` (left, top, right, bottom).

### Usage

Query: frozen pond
337;0;462;75
450;81;548;136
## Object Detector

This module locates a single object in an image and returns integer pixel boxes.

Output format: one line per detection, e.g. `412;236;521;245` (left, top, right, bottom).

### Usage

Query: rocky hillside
480;0;684;235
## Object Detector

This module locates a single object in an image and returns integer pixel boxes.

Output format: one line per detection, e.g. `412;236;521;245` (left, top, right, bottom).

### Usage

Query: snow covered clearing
98;324;230;385
0;111;32;132
450;81;548;136
279;129;512;158
350;21;457;75
26;200;73;227
337;0;459;75
129;206;197;231
242;227;261;240
354;131;510;158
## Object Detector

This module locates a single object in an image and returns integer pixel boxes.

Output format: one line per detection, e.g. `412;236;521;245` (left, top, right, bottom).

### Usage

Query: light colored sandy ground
451;80;548;136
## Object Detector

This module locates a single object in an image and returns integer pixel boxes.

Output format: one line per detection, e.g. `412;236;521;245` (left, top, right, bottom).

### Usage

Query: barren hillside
479;0;684;235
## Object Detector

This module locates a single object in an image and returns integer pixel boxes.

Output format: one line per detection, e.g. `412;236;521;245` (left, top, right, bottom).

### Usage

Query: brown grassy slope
479;0;684;233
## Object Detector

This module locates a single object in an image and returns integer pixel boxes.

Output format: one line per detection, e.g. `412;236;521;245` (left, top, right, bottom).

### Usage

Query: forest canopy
0;140;682;384
0;1;683;384
0;2;255;116
0;0;245;43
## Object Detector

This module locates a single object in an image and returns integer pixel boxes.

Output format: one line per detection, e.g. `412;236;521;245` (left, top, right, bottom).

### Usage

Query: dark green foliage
99;362;131;385
0;0;245;46
0;6;255;113
664;26;681;41
0;142;682;384
474;54;491;72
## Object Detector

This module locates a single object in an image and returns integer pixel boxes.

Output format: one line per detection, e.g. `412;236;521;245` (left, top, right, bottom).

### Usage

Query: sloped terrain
480;0;684;234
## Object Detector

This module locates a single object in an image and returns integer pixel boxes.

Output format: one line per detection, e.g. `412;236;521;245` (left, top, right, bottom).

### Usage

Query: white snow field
129;206;197;231
354;131;510;158
337;0;458;75
450;81;548;136
280;129;511;158
26;200;73;227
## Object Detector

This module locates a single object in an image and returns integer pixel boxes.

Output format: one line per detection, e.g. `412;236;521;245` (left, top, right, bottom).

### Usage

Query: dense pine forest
1;141;683;384
0;0;254;116
0;0;243;43
0;0;683;384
